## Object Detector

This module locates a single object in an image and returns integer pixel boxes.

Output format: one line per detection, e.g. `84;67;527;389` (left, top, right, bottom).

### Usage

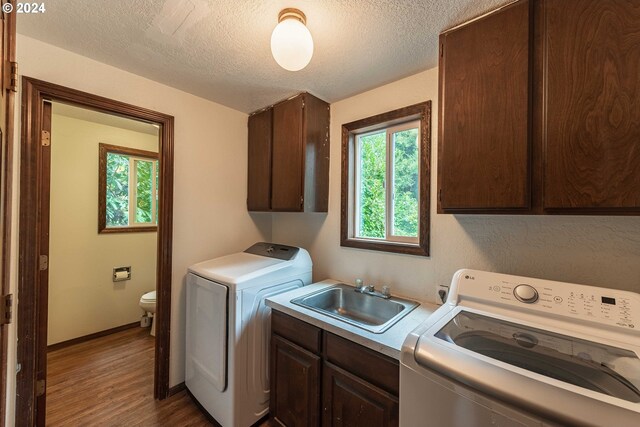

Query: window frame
98;143;159;233
341;102;431;256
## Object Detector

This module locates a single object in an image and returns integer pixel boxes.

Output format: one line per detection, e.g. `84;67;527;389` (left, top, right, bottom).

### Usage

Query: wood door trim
17;77;175;425
34;100;52;426
0;3;16;426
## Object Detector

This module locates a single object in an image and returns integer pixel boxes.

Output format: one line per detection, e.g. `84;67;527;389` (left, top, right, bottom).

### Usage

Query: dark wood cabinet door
301;94;330;212
438;0;531;211
247;108;272;211
270;335;320;427
322;363;398;427
543;0;640;212
272;96;304;211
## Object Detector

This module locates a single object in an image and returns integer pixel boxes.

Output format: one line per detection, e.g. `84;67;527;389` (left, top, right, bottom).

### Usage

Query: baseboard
184;386;272;426
47;321;140;352
168;382;185;397
185;387;222;426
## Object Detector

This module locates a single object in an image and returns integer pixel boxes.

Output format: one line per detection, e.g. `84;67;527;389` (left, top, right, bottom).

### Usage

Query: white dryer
186;242;312;427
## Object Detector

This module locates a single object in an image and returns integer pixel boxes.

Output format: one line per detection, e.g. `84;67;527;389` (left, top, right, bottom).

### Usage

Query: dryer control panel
244;242;300;260
454;269;639;331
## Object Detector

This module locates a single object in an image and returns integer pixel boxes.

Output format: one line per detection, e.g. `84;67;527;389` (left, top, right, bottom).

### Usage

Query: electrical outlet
436;284;449;305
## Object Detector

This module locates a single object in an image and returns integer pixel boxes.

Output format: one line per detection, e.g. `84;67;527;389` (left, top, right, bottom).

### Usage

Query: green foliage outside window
392;129;419;236
359;132;386;238
106;153;129;227
135;160;153;223
358;126;419;239
105;152;158;227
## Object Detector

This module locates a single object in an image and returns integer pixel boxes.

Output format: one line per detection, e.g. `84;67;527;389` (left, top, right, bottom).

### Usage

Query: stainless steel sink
291;283;419;333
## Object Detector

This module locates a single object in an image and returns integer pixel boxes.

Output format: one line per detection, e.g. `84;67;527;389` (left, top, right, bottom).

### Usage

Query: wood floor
46;327;212;426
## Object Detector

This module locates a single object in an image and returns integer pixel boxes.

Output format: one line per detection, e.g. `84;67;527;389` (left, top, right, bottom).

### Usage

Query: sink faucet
355;282;392;299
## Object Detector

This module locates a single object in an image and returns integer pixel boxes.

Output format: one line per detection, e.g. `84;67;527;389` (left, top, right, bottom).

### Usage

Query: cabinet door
543;0;640;212
270;335;320;427
438;0;531;211
272;96;304;211
322;363;398;427
301;94;330;212
247;108;273;211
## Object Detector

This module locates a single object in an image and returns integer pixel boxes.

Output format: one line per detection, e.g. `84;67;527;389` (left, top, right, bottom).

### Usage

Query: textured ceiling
18;0;510;113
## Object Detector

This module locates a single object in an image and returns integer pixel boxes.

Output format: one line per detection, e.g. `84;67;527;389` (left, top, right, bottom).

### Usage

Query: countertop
265;279;439;360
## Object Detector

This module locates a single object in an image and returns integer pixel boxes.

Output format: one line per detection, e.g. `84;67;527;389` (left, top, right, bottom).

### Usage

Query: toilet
139;290;156;336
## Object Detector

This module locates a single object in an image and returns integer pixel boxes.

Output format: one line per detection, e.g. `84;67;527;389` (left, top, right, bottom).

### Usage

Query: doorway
16;77;174;425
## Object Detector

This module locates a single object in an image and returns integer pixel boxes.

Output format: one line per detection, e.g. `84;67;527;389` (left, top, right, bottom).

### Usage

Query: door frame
0;2;16;426
16;77;174;425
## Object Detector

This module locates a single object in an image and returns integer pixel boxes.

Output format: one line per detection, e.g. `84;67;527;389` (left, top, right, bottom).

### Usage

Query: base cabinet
270;311;399;427
270;335;321;427
323;363;398;427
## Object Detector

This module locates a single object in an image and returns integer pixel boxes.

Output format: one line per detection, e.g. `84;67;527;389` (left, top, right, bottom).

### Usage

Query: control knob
514;284;538;304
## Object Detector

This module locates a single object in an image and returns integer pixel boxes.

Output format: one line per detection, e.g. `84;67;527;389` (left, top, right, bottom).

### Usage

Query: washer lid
433;310;640;403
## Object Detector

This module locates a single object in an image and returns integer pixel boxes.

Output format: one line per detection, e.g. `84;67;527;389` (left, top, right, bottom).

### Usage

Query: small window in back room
341;102;431;256
99;143;159;233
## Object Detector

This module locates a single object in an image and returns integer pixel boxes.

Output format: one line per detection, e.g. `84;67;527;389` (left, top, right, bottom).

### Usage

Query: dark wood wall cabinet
270;310;399;427
437;0;640;215
248;93;330;212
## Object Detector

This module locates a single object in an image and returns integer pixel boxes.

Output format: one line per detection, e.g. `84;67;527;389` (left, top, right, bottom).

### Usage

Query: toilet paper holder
113;266;131;282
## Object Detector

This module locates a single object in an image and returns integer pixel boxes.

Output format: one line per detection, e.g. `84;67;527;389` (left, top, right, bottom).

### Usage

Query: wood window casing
341;102;431;256
98;143;159;233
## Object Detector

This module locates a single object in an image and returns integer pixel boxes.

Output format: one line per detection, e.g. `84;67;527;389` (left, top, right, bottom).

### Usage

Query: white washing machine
186;242;312;427
400;269;640;427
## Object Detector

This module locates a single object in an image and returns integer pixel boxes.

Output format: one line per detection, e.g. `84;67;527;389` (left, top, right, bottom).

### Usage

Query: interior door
0;2;16;425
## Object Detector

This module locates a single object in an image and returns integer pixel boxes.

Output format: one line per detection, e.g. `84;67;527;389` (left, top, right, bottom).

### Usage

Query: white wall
272;68;640;303
48;111;158;345
6;34;272;425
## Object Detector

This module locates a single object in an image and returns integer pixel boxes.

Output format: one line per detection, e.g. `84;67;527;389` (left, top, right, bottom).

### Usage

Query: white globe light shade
271;17;314;71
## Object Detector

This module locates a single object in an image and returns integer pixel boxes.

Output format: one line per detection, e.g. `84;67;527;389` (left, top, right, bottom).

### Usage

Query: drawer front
272;310;322;354
324;332;399;396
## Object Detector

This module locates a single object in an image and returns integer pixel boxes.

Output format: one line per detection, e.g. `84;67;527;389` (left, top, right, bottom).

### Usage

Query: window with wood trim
341;102;431;256
99;143;159;233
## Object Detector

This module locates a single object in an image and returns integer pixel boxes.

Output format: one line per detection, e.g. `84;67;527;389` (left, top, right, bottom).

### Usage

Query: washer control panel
456;270;639;330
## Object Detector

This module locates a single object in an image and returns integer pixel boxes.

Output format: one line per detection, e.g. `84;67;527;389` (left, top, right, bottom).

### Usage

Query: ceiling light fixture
271;8;314;72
